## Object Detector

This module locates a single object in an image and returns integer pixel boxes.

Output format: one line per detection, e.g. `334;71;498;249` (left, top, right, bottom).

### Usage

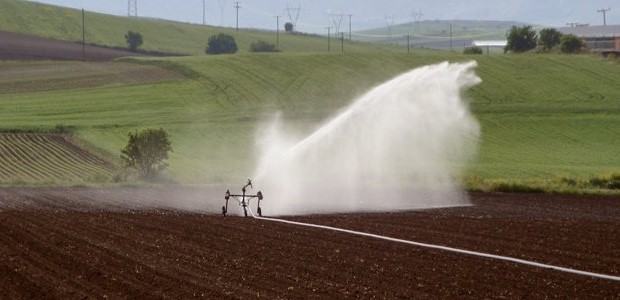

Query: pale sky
26;0;619;33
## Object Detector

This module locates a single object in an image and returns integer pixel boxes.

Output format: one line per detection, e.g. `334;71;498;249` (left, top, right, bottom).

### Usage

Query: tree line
504;26;583;54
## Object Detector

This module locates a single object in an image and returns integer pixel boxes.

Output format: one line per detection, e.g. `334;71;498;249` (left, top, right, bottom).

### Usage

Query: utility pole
341;32;344;54
597;8;611;26
234;1;242;31
275;15;281;50
449;23;453;51
407;34;410;53
325;26;332;52
385;15;395;41
82;8;85;61
203;0;206;25
348;14;353;41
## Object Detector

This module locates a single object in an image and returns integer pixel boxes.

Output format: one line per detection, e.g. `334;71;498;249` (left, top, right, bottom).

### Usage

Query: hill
0;0;396;55
355;20;534;50
0;52;618;191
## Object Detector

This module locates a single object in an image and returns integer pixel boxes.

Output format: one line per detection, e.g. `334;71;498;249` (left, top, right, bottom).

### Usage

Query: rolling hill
0;0;397;55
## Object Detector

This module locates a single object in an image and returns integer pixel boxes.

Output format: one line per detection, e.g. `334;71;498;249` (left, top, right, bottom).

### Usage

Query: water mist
253;61;481;216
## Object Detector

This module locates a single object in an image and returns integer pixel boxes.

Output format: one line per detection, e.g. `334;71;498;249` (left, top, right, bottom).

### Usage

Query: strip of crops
0;133;116;184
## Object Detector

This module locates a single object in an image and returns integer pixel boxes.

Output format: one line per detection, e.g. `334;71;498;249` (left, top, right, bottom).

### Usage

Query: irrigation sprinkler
223;179;264;217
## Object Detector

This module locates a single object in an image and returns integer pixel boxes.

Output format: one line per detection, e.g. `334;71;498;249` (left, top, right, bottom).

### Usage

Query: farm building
558;25;620;55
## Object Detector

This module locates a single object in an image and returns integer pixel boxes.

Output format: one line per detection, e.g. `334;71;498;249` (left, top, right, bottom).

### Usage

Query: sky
26;0;620;34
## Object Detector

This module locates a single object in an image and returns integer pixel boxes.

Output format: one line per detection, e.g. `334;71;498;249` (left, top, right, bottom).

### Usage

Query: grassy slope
0;0;395;55
0;52;619;189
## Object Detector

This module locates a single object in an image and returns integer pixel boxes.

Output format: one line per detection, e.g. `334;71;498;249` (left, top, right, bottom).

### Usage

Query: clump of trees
463;46;483;55
505;26;584;54
249;40;279;52
121;128;172;180
125;31;143;52
206;33;238;55
504;25;538;53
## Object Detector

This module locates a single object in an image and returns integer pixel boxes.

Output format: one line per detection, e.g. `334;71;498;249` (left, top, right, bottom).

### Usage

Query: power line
597;8;611;26
331;13;344;35
286;4;301;31
234;1;242;31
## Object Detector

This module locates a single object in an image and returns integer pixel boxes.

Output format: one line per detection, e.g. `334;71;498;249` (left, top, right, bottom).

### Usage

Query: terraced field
0;134;116;184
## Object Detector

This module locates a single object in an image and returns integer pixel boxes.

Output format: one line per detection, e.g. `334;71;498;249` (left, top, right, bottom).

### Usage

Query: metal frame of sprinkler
223;179;263;217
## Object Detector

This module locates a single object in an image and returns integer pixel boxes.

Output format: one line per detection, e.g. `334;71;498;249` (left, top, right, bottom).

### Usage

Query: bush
463;46;483;55
206;33;238;55
504;25;537;53
121;128;172;180
249;40;279;52
588;174;620;189
538;28;562;51
125;31;143;52
560;34;584;54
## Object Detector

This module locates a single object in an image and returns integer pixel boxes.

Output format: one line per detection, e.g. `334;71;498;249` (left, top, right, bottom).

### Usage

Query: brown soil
0;188;618;298
0;30;160;61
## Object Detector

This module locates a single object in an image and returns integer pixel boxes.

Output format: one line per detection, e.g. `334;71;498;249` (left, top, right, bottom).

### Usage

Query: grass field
0;0;397;55
0;51;618;191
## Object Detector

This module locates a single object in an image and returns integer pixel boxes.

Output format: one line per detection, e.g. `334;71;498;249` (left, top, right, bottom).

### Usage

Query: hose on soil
248;207;620;282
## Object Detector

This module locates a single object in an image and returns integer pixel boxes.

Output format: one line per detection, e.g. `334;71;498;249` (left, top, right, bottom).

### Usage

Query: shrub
285;22;294;32
560;34;584;54
588;174;620;189
121;128;172;180
125;31;143;52
249;40;279;52
206;33;238;55
463;46;483;55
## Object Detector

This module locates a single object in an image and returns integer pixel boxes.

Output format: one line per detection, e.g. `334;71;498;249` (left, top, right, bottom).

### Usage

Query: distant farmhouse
558;25;620;56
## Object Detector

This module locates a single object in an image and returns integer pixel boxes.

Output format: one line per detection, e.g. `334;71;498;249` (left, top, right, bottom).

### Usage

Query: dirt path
0;188;618;298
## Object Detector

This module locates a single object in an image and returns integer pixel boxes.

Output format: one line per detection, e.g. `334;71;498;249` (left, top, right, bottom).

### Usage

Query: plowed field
0;189;618;298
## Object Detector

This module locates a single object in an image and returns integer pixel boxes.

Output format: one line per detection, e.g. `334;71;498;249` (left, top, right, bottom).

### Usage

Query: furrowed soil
0;188;618;298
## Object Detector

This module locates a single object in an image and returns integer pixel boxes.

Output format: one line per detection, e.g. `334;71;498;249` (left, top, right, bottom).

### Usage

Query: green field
0;0;397;55
0;1;619;192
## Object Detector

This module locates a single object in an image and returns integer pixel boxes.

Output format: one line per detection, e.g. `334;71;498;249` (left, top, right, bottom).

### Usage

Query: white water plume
253;61;481;216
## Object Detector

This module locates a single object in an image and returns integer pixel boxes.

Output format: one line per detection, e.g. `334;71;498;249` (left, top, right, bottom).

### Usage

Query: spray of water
253;61;481;216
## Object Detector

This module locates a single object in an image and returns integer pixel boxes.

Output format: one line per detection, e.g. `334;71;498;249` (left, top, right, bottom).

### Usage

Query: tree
121;128;172;180
250;40;279;52
504;25;537;53
206;33;238;55
463;46;483;55
284;22;294;32
538;28;562;51
560;34;584;54
125;31;143;52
